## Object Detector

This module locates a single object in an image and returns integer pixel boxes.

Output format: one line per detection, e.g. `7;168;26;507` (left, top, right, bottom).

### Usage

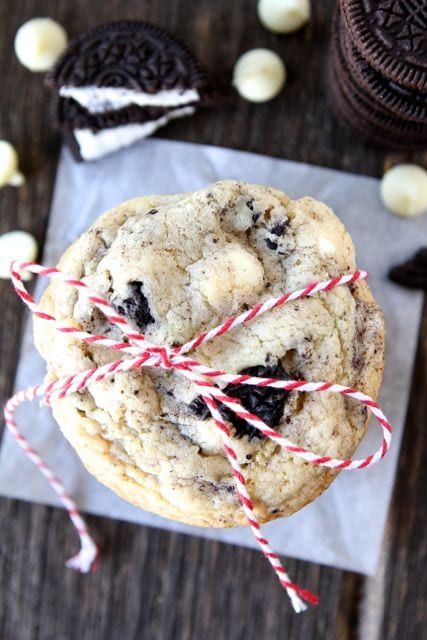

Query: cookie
329;64;427;149
46;21;214;160
389;248;427;289
340;0;427;92
34;181;385;527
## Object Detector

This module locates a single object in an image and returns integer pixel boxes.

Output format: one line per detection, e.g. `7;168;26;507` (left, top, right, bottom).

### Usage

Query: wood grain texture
0;1;425;639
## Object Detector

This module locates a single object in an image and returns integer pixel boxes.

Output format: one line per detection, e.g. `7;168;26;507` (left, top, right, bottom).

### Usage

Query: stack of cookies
328;1;427;150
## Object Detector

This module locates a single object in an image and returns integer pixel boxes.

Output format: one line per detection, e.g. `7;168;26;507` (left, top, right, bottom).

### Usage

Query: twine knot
147;345;174;369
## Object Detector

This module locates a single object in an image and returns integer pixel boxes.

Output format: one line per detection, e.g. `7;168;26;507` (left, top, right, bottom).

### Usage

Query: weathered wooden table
0;1;425;638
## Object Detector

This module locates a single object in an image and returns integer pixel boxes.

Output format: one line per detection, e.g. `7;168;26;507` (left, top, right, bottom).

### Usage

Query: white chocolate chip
317;236;336;256
14;18;68;72
232;49;286;103
258;0;311;34
0;231;38;280
0;141;25;188
380;164;427;218
189;244;264;311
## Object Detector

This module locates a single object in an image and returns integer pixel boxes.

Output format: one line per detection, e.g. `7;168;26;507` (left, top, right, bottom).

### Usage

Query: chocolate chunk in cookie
113;281;155;331
189;362;290;439
265;238;279;251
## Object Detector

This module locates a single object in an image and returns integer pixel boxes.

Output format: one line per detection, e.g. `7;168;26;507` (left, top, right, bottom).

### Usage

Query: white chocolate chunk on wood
0;231;38;280
380;164;427;218
258;0;311;34
0;141;25;188
14;18;68;72
232;49;286;103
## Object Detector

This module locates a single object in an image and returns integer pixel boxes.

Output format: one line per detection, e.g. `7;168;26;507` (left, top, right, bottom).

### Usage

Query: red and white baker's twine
3;261;392;612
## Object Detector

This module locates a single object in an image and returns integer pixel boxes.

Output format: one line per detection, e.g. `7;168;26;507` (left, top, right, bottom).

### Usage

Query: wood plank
0;1;425;639
360;297;427;640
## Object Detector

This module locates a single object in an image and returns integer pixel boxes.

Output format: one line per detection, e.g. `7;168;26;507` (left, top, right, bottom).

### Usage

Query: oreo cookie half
340;0;427;92
47;21;215;161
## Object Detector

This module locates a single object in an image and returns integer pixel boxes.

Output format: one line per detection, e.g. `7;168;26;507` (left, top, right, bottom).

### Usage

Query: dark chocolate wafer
47;20;213;103
340;0;427;92
341;16;427;124
332;19;427;145
389;248;427;290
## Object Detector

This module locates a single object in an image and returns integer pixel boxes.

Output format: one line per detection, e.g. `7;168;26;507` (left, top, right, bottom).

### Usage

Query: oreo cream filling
59;85;200;113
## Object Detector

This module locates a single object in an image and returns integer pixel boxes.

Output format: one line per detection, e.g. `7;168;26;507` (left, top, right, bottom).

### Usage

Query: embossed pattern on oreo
189;363;290;440
341;18;427;123
340;0;427;91
47;20;212;96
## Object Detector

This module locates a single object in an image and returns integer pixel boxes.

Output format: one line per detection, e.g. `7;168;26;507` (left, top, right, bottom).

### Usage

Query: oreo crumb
114;281;155;331
252;212;261;223
188;395;210;420
270;223;286;236
246;200;254;211
265;238;278;251
147;209;158;215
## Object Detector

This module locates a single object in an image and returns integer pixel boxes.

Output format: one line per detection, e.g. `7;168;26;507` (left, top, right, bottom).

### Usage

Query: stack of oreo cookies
328;1;427;150
46;21;215;161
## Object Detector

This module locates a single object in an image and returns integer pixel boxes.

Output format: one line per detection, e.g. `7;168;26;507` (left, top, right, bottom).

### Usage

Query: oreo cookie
342;27;427;124
327;7;427;150
331;14;427;147
340;0;427;92
46;21;215;161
